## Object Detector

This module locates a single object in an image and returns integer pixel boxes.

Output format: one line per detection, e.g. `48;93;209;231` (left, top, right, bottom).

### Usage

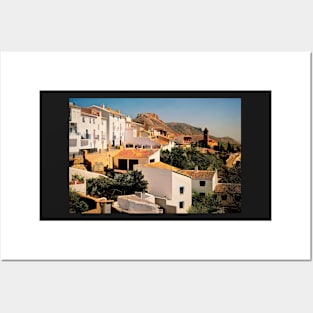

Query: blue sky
69;98;241;142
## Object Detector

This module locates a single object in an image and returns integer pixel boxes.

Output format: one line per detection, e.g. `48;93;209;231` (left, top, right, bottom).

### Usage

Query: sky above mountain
69;98;241;143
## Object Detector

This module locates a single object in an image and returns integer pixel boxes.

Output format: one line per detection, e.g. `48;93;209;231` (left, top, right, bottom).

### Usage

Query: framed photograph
40;91;270;220
1;52;310;260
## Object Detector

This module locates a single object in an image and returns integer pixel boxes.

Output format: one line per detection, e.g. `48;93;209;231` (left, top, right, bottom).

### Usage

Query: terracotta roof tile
116;149;158;159
214;183;241;193
137;162;192;178
179;170;216;179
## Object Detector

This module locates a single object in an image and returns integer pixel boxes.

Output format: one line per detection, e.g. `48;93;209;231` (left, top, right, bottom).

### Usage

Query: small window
93;119;95;124
90;118;91;123
150;159;155;163
199;181;206;186
179;201;184;209
221;195;227;201
179;186;184;194
82;117;85;122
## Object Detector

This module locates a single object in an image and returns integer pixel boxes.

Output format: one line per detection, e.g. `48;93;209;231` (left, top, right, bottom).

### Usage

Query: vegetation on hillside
160;146;241;183
86;170;148;200
166;122;202;135
161;147;223;171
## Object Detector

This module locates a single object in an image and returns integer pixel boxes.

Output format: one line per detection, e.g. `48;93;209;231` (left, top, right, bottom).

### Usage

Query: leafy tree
219;162;241;184
86;170;148;199
161;147;223;171
227;141;232;153
188;192;222;214
128;170;148;192
69;190;89;213
86;177;115;198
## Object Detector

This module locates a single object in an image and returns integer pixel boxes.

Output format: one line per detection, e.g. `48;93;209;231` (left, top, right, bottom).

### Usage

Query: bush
69;190;89;213
86;170;148;199
188;192;221;214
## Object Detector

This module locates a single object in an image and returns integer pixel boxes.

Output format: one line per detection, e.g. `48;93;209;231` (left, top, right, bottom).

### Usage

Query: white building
69;103;108;154
134;162;192;214
115;193;163;214
90;104;126;148
179;168;218;195
125;118;175;151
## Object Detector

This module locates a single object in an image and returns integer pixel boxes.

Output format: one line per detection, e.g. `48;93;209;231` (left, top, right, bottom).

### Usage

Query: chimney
102;104;105;109
195;165;198;172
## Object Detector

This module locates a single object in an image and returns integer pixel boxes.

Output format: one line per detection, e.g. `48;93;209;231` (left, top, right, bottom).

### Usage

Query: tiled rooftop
137;162;192;177
91;105;126;117
116;149;158;159
179;170;216;180
152;138;169;145
214;183;241;193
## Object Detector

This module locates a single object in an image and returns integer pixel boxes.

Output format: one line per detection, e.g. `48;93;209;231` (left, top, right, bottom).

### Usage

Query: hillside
209;135;240;145
167;122;240;145
133;113;240;145
133;113;176;135
166;122;202;135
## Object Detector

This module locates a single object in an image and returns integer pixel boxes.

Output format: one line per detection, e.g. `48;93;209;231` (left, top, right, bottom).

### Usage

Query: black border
40;91;271;220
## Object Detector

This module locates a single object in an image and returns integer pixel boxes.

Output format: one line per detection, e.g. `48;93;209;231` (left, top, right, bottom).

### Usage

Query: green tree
227;141;232;153
219;162;241;184
69;190;89;214
86;170;148;199
161;146;223;171
128;170;148;192
188;192;222;214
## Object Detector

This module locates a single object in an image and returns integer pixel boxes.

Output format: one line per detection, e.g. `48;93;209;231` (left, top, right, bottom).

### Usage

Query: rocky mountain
209;136;240;145
133;113;240;145
166;122;202;135
167;122;240;145
133;113;177;135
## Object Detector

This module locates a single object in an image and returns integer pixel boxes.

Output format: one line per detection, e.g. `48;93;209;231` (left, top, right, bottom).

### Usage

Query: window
93;119;95;124
82;117;85;122
179;201;184;209
179;186;184;194
221;195;227;201
90;118;91;123
150;159;155;163
199;181;206;186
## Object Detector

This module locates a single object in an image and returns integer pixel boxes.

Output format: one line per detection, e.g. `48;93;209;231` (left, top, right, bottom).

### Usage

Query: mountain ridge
133;113;240;145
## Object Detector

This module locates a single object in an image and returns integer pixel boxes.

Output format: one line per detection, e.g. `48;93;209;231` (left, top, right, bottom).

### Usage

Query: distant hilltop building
203;127;218;148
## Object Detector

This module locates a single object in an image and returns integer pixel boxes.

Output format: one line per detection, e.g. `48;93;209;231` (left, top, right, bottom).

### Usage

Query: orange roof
214;183;241;193
153;138;169;145
138;162;192;178
81;108;100;117
91;105;126;117
179;170;216;180
116;149;158;159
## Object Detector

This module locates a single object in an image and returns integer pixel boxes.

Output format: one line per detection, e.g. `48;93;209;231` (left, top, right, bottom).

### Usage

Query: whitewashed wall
135;166;173;200
69;167;107;182
168;172;192;214
133;165;192;213
69;106;108;153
